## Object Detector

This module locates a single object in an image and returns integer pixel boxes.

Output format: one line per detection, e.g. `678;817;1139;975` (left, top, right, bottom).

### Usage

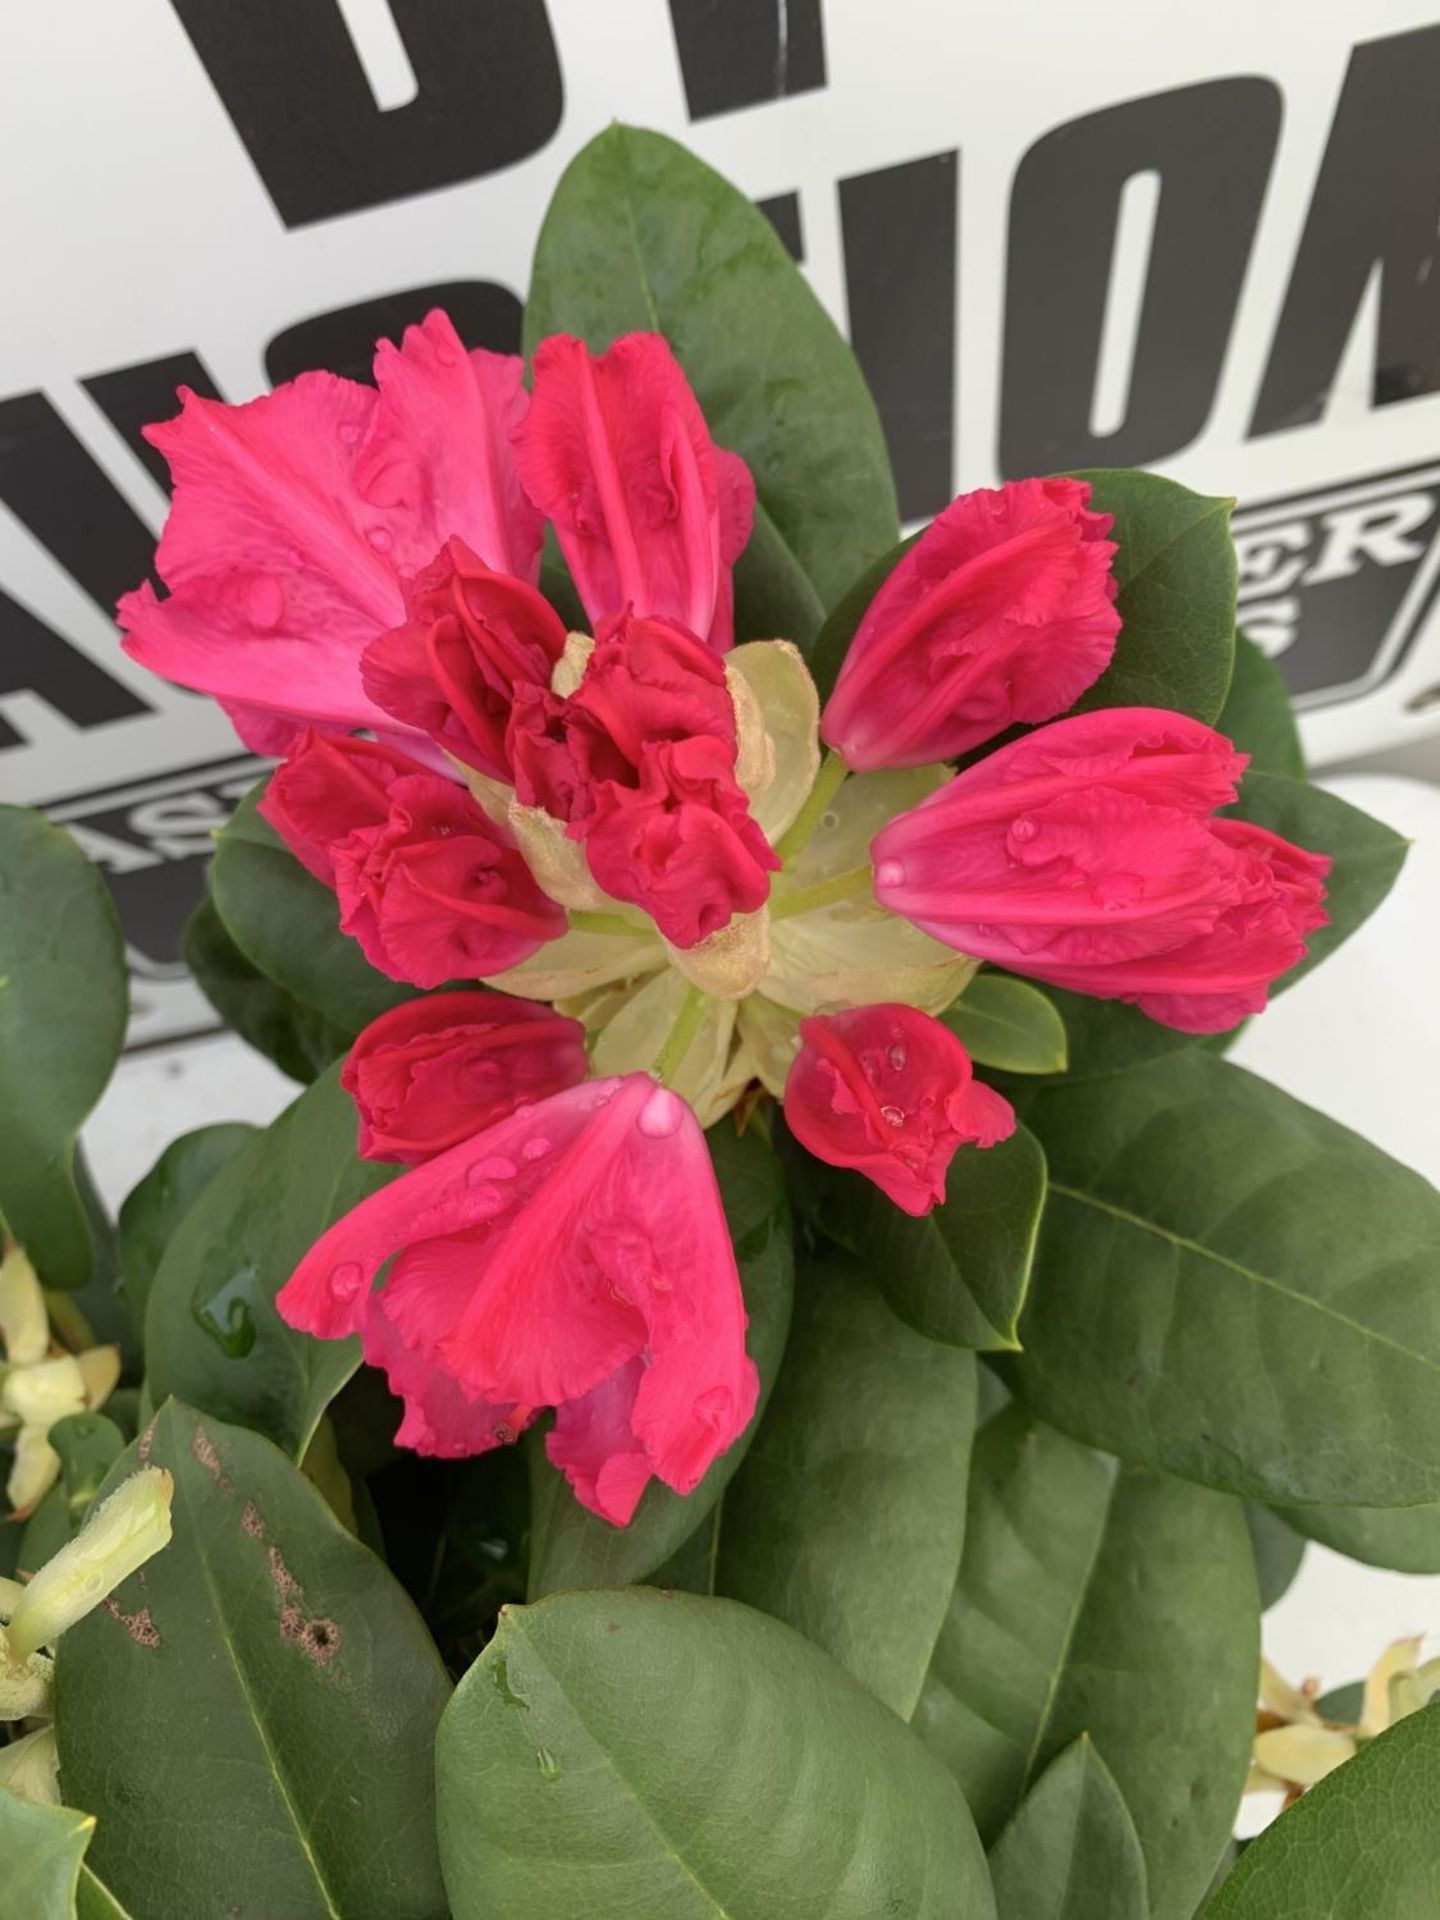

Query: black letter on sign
1251;26;1440;434
265;282;523;389
841;151;958;521
668;0;825;120
167;0;563;227
0;393;161;615
0;591;149;752
83;352;223;491
1001;79;1280;476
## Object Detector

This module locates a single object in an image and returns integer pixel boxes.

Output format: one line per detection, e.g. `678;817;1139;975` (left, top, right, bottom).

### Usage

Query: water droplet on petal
337;420;362;445
637;1087;684;1139
478;1156;516;1180
287;546;306;569
888;1044;907;1072
1011;817;1039;843
880;1104;905;1127
329;1262;365;1302
367;526;393;554
875;859;905;889
522;1137;551;1162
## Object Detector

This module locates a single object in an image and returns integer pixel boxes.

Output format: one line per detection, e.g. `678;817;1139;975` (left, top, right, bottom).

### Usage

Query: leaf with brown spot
55;1401;451;1920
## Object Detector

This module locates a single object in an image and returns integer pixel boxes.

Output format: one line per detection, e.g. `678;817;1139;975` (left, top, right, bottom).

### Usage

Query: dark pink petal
358;313;543;583
363;1289;533;1459
822;477;1121;770
343;992;587;1163
275;1076;757;1518
874;711;1329;1033
784;1004;1015;1216
513;333;754;649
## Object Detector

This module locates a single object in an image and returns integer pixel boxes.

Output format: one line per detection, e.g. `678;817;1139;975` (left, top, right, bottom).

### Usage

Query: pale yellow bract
471;638;976;1123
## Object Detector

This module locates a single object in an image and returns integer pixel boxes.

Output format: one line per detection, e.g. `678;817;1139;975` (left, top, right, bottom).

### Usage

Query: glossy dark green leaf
55;1401;451;1920
1069;471;1236;723
183;895;350;1083
987;1737;1149;1920
18;1413;127;1570
0;807;127;1287
1208;1703;1440;1916
212;781;414;1037
804;1125;1047;1350
1226;769;1408;989
436;1587;994;1920
144;1066;395;1459
118;1122;257;1332
731;502;826;646
1010;1050;1440;1506
0;1794;132;1920
1020;987;1194;1084
1245;1503;1307;1610
914;1406;1256;1920
1219;633;1305;776
945;976;1068;1075
715;1257;974;1716
1277;1497;1440;1574
524;124;900;638
526;1123;793;1597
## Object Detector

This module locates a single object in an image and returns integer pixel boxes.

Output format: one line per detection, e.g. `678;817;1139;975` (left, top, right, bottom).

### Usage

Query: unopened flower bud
5;1466;173;1661
1;1355;86;1429
0;1724;60;1804
0;1245;48;1368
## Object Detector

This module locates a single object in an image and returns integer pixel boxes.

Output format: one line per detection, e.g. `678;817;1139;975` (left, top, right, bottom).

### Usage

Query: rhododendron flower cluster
117;307;1328;1525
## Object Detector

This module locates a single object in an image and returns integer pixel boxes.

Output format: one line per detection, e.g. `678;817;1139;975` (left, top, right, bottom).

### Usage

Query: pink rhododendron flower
784;1004;1014;1214
509;612;778;946
342;992;588;1164
118;311;541;754
260;731;564;988
512;332;755;650
872;708;1330;1033
276;1074;759;1524
360;537;567;782
822;477;1121;771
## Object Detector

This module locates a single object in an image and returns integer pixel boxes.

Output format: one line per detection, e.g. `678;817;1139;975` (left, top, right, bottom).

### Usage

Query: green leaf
731;502;826;646
118;1122;257;1333
525;1123;793;1597
1069;471;1236;723
945;975;1068;1075
914;1406;1256;1920
714;1256;975;1717
144;1065;396;1459
1009;1050;1440;1506
802;1124;1047;1350
1245;1503;1307;1610
55;1401;451;1920
212;781;415;1037
1208;1702;1440;1916
1022;987;1194;1084
17;1420;127;1580
806;530;920;701
0;1794;131;1920
524;124;900;638
1315;1679;1364;1722
987;1737;1149;1920
0;807;127;1287
436;1587;994;1920
1218;633;1305;776
183;895;350;1083
1226;769;1408;989
1276;1497;1440;1574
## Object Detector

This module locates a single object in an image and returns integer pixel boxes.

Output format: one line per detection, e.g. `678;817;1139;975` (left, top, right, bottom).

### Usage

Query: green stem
769;864;873;921
568;909;646;936
651;984;709;1085
775;750;850;865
